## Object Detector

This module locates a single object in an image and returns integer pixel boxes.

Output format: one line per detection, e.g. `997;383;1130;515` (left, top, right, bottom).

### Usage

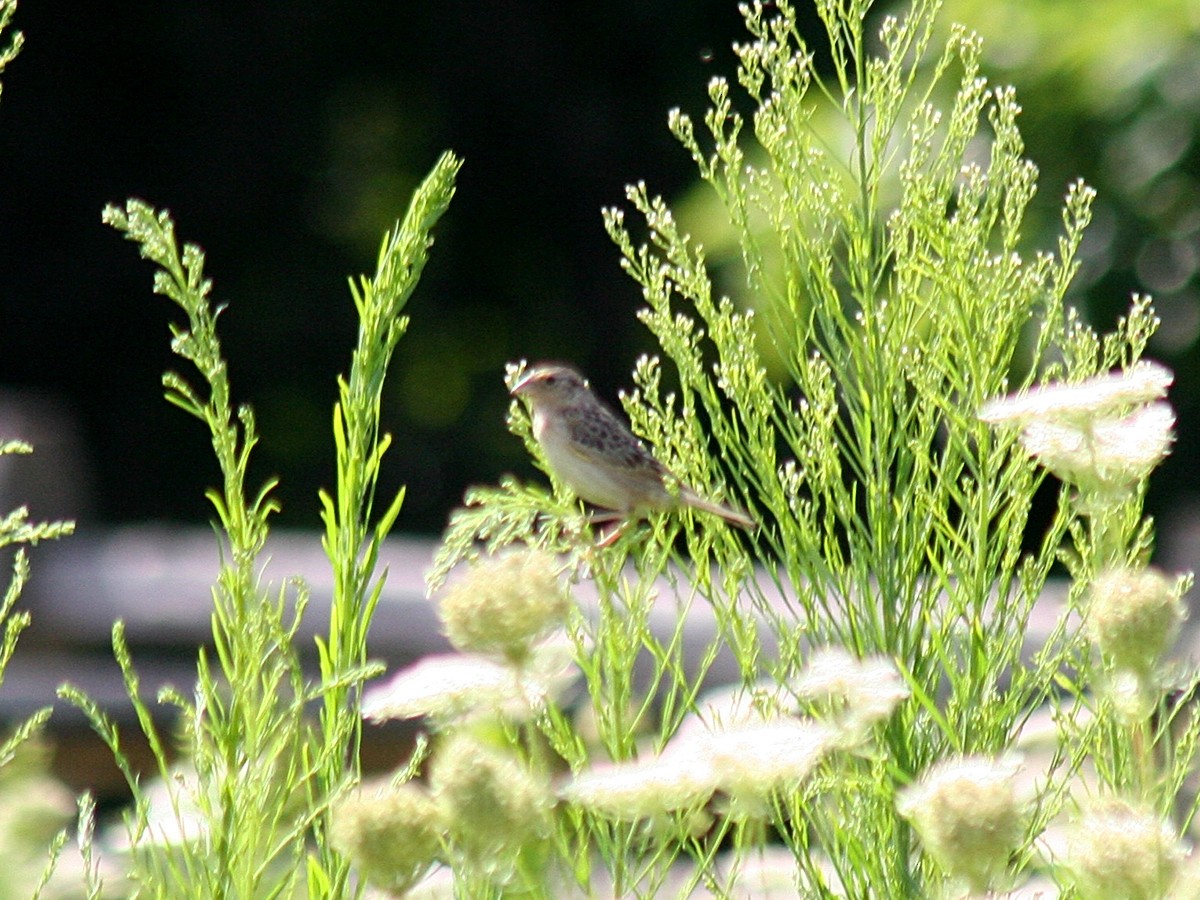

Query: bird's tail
681;489;756;530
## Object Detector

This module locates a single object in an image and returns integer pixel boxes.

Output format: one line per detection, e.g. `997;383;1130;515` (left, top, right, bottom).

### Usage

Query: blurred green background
0;1;1195;538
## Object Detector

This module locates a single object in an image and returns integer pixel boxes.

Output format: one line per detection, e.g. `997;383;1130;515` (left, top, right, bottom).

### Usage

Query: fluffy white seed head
330;780;443;895
896;755;1026;893
793;647;910;747
1054;797;1184;900
438;549;571;663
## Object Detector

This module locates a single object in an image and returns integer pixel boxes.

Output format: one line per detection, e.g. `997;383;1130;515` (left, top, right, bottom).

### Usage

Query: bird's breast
532;406;644;512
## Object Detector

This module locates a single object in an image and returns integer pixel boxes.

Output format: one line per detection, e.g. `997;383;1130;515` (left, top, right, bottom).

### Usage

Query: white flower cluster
564;712;832;824
897;755;1027;894
361;549;578;726
979;360;1175;495
793;647;911;748
361;638;577;726
565;648;908;822
1040;797;1188;900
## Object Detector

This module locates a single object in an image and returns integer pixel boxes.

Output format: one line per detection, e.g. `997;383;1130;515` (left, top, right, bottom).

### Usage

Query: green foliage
1;455;75;726
0;0;22;99
0;444;74;898
58;152;459;898
45;0;1195;896
421;1;1197;897
313;149;462;893
938;0;1200;257
61;197;318;897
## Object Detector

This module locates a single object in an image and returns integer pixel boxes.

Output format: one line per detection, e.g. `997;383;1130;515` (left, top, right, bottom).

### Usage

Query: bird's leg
587;509;632;547
594;519;630;548
587;510;625;525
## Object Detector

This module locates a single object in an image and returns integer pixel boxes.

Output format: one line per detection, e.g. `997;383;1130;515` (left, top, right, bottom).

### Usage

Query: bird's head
510;363;590;407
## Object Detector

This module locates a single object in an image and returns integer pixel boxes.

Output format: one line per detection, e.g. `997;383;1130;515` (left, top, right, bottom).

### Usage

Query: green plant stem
313;151;460;895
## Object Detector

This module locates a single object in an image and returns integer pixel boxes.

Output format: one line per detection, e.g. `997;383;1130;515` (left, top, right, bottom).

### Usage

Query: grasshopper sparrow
511;363;754;532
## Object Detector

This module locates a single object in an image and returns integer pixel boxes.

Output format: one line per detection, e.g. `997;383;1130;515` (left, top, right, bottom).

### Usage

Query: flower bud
438;550;571;663
430;735;551;860
1056;797;1183;900
896;756;1025;893
330;780;443;895
1088;566;1186;677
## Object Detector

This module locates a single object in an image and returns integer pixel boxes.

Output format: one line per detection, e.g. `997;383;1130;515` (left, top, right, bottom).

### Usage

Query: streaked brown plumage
511;363;754;530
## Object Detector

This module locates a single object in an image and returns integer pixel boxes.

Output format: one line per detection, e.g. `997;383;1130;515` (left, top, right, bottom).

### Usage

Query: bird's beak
511;370;536;396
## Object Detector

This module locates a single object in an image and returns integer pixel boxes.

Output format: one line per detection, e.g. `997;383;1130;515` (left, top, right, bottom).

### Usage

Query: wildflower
361;653;529;723
563;747;717;822
792;647;909;747
330;780;443;895
1088;566;1186;677
1017;403;1175;491
697;718;831;814
362;638;579;726
566;713;830;824
438;549;571;663
677;699;831;814
978;361;1172;425
1052;797;1184;900
896;755;1026;893
978;363;1176;495
430;735;551;859
673;679;790;742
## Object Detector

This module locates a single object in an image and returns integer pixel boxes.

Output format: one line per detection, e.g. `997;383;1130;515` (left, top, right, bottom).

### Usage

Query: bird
510;363;755;536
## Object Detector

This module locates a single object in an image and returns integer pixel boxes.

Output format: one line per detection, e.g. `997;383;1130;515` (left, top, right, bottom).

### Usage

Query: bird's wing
561;403;665;475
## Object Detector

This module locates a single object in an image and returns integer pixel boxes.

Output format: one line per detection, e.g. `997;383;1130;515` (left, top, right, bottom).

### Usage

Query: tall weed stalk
59;153;459;898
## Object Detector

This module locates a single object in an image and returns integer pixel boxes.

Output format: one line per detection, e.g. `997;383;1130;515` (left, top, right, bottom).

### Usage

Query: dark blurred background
0;0;1196;544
